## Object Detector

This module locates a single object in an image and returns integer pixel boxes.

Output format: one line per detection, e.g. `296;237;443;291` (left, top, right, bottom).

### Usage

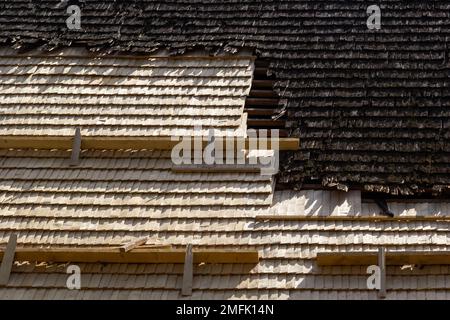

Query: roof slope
1;0;450;193
0;148;449;299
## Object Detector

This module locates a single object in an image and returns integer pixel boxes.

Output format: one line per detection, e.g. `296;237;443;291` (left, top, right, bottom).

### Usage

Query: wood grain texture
70;128;81;166
0;234;17;286
0;136;299;151
0;49;253;138
0;247;259;264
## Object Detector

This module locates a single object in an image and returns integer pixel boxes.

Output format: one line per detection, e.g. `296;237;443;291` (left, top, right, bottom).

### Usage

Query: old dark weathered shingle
1;0;450;194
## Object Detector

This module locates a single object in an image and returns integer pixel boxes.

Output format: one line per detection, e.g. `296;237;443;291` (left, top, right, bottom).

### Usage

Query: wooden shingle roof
0;1;450;300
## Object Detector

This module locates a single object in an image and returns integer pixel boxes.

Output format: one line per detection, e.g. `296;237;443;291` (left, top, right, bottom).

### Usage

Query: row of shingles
4;261;450;298
2;219;450;242
1;182;449;264
12;21;446;45
6;185;450;233
0;51;252;136
5;271;450;291
4;250;450;298
12;261;450;277
0;289;443;300
1;229;448;248
3;288;450;300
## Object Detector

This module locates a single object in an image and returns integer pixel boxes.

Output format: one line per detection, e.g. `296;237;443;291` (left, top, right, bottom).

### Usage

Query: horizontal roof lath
0;247;260;264
0;136;300;151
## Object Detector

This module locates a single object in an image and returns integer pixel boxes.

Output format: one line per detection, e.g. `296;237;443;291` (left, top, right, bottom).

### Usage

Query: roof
0;151;449;300
0;149;449;299
0;1;450;300
0;148;449;299
1;1;450;194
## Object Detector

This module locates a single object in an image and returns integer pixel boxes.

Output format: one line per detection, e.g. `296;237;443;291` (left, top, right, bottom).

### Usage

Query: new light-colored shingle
0;48;253;137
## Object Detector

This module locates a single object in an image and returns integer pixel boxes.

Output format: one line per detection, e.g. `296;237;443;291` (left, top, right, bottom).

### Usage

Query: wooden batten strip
0;136;72;149
0;235;17;286
378;247;387;299
0;247;259;264
181;244;193;296
0;136;300;151
70;128;82;166
317;251;450;266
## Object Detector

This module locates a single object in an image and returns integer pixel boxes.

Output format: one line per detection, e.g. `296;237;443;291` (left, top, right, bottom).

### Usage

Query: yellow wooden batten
0;247;260;264
0;136;299;151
